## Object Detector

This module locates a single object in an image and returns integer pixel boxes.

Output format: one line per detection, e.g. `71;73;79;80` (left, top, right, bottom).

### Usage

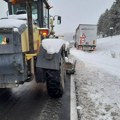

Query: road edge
70;75;78;120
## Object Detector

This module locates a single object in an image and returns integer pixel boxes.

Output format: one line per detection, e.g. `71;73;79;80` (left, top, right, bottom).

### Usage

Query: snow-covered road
74;60;120;120
70;35;120;120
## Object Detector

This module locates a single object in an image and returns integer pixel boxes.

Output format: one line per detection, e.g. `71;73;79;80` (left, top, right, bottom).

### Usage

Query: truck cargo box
74;24;97;51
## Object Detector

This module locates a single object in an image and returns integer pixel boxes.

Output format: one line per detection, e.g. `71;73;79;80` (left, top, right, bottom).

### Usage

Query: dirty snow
70;35;120;120
42;38;66;54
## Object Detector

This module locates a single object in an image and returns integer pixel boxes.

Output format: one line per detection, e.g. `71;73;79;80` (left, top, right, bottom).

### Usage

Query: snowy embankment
71;35;120;79
70;35;120;120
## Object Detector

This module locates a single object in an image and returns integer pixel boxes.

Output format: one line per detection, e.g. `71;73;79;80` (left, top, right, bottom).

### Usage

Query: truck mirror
57;16;61;24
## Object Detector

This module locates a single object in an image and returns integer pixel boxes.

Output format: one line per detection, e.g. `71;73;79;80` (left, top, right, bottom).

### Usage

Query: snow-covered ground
70;35;120;120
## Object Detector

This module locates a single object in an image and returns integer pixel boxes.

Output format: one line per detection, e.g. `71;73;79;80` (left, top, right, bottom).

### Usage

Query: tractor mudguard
35;46;64;83
36;46;62;70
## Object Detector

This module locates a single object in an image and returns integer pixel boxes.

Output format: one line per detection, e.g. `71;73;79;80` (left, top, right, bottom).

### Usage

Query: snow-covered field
70;35;120;120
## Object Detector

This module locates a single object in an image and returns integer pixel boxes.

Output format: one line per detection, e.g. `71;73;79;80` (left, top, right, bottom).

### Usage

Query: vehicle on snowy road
74;24;97;51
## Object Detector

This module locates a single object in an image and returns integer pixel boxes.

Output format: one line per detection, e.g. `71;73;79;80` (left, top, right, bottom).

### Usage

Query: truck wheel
46;58;65;98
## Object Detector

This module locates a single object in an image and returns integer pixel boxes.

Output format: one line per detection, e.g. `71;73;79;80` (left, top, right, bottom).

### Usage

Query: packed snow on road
70;35;120;120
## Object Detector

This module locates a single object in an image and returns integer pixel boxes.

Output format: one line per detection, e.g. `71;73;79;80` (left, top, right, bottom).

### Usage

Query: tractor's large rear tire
46;58;65;98
46;70;64;98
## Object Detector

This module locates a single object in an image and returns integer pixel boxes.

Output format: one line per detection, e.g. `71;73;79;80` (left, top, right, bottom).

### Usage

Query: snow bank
70;35;120;79
71;35;120;119
42;38;66;54
0;19;26;28
96;35;120;56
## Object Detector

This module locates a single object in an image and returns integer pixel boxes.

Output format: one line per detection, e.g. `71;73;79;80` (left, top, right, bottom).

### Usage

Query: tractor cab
4;0;50;28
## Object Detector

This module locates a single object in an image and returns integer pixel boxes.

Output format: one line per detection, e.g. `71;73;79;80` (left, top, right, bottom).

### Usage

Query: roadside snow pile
71;35;120;79
96;36;120;58
42;38;66;54
70;35;120;120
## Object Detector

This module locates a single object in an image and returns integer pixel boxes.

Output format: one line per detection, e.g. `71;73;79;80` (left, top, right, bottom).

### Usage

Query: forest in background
97;0;120;37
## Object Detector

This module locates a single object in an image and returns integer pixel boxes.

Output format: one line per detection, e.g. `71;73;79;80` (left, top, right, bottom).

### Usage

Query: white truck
74;24;97;51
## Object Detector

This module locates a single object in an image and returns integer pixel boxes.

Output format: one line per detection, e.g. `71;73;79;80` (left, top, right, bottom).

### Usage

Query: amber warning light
38;28;49;37
9;0;25;4
9;0;16;4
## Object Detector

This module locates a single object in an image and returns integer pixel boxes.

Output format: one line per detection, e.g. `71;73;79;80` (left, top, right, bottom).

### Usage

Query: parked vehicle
74;24;97;51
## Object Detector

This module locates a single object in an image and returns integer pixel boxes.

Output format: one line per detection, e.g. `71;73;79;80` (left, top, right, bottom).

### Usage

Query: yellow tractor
0;0;66;98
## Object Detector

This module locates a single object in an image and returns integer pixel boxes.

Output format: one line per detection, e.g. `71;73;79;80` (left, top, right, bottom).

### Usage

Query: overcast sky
49;0;115;34
0;1;8;18
0;0;116;35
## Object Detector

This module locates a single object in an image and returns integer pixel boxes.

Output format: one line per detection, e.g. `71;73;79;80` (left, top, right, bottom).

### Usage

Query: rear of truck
75;24;97;51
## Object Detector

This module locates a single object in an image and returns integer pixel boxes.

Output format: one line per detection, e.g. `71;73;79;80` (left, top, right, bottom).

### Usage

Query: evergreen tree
97;0;120;36
97;13;104;35
97;9;110;37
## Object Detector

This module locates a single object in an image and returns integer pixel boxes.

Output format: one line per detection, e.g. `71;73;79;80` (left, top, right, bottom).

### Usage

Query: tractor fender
36;46;63;70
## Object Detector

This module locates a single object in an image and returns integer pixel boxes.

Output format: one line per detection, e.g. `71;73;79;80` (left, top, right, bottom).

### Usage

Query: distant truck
74;24;97;51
